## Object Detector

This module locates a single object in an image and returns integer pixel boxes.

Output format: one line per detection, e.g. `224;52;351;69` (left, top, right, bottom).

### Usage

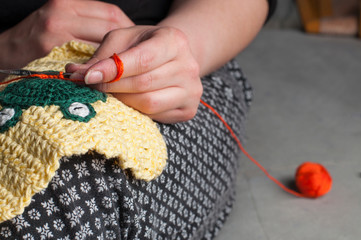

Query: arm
159;0;269;76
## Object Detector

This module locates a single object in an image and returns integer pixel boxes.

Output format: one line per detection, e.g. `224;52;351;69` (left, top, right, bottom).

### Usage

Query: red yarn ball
295;162;332;198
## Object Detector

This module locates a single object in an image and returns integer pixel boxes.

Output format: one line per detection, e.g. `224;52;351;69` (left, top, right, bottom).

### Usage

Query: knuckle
158;26;189;51
165;27;186;40
103;6;125;31
194;81;203;99
40;0;66;33
181;107;198;122
106;4;123;22
183;61;202;97
139;52;153;72
43;17;58;33
140;95;159;114
133;74;153;92
170;27;189;50
183;82;202;122
133;46;154;73
187;60;200;79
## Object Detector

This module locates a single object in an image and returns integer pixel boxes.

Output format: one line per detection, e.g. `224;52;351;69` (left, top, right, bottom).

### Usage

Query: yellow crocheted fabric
0;41;167;222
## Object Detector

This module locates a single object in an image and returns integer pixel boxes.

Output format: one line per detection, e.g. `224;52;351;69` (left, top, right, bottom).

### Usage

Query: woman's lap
0;60;251;240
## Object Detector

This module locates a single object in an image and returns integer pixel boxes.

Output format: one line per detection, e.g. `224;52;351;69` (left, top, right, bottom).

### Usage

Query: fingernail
69;72;84;80
85;70;103;84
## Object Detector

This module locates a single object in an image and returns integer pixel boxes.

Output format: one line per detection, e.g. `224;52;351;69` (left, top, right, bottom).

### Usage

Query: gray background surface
215;1;361;239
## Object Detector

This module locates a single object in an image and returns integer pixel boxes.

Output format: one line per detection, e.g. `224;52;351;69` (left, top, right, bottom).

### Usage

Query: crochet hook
0;69;72;79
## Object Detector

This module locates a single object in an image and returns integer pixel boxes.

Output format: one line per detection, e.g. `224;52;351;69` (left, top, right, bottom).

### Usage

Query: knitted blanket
0;41;167;222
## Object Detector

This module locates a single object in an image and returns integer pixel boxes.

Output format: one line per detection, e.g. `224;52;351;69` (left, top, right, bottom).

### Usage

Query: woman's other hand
0;0;134;69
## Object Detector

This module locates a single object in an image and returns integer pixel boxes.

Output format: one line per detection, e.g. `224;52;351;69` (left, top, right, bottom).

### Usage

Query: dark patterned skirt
0;60;252;240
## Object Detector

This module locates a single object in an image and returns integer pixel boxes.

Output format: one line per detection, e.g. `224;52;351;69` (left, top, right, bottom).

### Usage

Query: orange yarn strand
109;53;124;83
1;53;123;85
200;99;305;198
0;58;329;199
0;72;82;85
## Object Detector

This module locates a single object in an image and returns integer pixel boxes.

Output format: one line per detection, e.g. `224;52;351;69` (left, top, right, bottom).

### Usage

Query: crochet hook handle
0;69;72;79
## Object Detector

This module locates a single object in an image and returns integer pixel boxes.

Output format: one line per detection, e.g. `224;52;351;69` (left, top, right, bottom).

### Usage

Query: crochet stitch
0;78;107;132
0;41;167;222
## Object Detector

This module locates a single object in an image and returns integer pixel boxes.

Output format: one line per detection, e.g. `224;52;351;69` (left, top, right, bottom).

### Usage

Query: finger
67;1;134;44
73;0;134;27
112;87;187;115
65;54;101;80
83;27;179;84
92;61;180;93
68;17;120;43
66;27;138;76
114;87;200;123
147;107;199;124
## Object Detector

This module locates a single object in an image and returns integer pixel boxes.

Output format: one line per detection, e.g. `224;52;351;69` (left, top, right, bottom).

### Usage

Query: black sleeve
0;1;47;33
266;0;277;23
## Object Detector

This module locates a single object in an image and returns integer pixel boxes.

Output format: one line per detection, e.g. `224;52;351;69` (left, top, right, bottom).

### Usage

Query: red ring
109;53;124;83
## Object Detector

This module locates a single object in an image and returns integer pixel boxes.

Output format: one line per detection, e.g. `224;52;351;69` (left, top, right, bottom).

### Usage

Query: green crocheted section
0;78;107;108
0;78;107;132
60;102;97;122
0;106;22;133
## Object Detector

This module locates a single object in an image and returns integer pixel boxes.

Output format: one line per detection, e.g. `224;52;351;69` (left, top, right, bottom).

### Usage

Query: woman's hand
66;26;203;123
0;0;134;69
